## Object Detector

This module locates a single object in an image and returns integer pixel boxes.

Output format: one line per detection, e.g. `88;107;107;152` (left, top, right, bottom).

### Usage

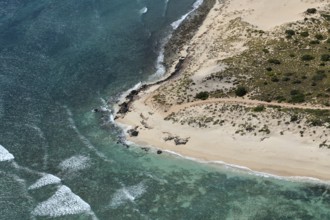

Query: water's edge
112;0;330;186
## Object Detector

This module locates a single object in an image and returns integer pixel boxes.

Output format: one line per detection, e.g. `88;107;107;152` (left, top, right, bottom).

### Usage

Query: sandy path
115;0;330;181
167;98;330;115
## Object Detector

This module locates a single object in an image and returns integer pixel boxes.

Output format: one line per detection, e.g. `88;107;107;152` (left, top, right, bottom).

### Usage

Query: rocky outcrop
127;127;139;137
163;134;190;145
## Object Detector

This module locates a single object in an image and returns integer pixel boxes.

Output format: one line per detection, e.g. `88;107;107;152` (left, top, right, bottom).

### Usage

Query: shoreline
114;0;330;181
117;133;330;186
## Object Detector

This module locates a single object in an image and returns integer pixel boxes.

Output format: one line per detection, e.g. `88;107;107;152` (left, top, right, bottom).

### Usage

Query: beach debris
141;120;152;129
174;137;190;145
140;113;148;120
163;135;176;141
163;133;190;145
260;137;269;142
157;150;163;154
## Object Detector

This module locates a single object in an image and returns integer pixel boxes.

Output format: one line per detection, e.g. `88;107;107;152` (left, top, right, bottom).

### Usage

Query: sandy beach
115;0;330;180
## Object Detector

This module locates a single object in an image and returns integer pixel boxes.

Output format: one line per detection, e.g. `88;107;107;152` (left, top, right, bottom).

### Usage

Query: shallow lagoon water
0;0;330;219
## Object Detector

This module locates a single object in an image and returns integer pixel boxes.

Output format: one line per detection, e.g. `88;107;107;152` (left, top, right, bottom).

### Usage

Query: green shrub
253;105;265;112
327;39;330;44
301;54;315;61
285;72;294;76
290;115;298;122
271;76;279;82
292;79;302;84
285;29;295;36
321;54;330;61
321;14;330;21
315;34;324;40
290;90;305;103
306;8;317;14
312;71;327;81
310;40;320;44
268;59;281;65
195;91;209;100
262;48;269;53
235;86;247;97
300;31;309;37
309;118;323;126
276;96;286;102
266;67;272;71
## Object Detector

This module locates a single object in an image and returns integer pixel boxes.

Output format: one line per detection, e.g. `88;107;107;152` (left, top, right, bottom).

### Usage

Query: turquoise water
0;0;330;219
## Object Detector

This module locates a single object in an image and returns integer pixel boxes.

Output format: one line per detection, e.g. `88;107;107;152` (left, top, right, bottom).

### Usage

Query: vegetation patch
301;54;315;61
195;91;209;100
253;105;265;112
235;86;247;97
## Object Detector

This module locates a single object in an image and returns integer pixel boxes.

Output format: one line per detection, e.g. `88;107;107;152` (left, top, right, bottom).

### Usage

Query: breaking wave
58;155;91;173
0;144;14;162
171;0;203;30
28;174;61;190
32;185;93;217
109;182;146;208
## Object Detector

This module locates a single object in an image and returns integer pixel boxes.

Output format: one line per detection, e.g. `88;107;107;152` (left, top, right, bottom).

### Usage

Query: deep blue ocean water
0;0;330;219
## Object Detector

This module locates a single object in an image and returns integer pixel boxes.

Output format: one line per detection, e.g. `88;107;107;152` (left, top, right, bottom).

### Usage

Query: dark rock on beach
174;137;189;145
118;102;129;114
127;128;139;137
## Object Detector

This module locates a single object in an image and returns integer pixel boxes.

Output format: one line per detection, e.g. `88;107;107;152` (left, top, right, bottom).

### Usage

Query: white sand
115;0;330;180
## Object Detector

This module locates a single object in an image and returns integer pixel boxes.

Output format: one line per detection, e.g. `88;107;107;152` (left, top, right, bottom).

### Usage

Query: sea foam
139;7;148;15
28;174;61;190
32;185;91;217
171;0;203;30
110;182;146;208
58;155;91;172
0;144;14;162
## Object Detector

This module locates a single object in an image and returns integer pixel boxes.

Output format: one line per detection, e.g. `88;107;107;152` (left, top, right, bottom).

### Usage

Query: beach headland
114;0;330;180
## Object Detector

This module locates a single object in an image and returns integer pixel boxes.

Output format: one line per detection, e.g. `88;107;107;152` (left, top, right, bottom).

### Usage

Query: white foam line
163;0;170;16
99;98;115;125
28;174;61;190
116;1;202;96
170;0;204;30
64;106;112;163
116;82;142;105
162;150;330;185
117;137;330;186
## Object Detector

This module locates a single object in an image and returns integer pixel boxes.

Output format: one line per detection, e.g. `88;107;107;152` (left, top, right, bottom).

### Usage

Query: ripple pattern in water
0;0;330;219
